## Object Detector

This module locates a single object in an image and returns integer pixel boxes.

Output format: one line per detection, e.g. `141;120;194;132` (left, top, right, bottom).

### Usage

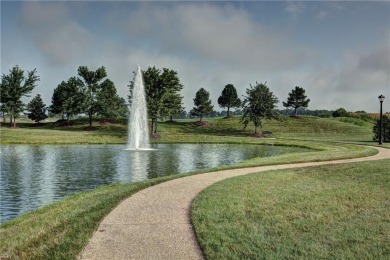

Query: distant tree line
2;65;387;142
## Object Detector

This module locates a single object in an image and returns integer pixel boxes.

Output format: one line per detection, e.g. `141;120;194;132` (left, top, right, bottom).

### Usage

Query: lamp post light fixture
378;94;385;145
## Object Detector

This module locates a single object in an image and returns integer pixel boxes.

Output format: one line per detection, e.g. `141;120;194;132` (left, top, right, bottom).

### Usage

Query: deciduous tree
241;82;279;134
129;66;183;133
50;77;86;124
96;79;128;119
78;66;107;127
0;66;39;127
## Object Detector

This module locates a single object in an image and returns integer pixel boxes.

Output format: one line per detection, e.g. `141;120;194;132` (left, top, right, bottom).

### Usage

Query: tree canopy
241;82;279;133
96;79;128;119
50;77;86;124
282;86;310;116
217;84;241;117
0;66;40;127
78;66;107;127
192;87;214;121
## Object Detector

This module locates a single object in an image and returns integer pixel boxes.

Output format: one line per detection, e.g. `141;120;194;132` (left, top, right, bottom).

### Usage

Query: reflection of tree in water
1;144;311;223
1;146;25;222
54;146;117;196
147;145;180;179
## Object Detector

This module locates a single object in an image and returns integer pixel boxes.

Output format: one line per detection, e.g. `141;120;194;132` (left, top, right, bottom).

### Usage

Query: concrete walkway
80;147;389;260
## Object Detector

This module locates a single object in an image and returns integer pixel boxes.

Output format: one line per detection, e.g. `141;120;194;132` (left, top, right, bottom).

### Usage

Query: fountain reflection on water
126;65;151;150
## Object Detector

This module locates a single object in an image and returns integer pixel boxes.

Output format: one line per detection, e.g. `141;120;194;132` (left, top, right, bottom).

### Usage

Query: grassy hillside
0;116;377;144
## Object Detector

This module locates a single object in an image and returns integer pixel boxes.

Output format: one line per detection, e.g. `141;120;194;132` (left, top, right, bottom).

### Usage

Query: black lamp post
378;94;385;145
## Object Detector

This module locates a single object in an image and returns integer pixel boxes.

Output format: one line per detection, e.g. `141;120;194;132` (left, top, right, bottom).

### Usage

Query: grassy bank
0;175;182;259
192;159;390;259
0;116;382;144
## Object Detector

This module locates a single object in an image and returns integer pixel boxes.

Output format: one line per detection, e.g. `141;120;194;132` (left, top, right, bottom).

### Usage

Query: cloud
284;1;305;19
20;2;92;65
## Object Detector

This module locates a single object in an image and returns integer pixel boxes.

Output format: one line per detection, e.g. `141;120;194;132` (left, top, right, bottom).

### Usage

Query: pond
0;144;310;223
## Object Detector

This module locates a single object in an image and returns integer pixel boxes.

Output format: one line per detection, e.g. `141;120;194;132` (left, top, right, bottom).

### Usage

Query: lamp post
378;95;385;145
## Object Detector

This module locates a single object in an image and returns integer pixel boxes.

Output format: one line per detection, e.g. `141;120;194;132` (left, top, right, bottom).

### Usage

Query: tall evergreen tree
373;115;390;143
241;82;279;134
0;66;40;127
217;84;241;117
26;94;47;123
192;87;214;121
78;66;107;127
282;86;310;116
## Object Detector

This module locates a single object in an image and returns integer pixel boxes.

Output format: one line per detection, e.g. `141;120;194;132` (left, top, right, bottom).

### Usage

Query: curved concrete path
80;147;389;260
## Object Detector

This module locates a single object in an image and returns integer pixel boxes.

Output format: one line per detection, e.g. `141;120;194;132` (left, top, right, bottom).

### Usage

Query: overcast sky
1;1;389;113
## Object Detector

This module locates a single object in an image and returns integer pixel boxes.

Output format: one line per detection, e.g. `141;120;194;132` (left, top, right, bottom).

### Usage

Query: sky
1;1;389;113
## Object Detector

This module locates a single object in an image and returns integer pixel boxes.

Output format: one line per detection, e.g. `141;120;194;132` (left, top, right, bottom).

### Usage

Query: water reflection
0;144;310;223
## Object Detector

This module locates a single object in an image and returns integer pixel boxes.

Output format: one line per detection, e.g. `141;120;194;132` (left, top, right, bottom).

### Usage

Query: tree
130;66;183;134
282;86;310;116
217;84;241;117
77;66;107;127
50;77;86;124
332;107;349;117
0;66;40;127
161;92;184;122
96;79;128;119
192;87;214;121
241;82;279;134
26;94;47;123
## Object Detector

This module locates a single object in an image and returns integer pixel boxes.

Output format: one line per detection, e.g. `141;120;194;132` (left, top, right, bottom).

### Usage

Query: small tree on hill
241;82;279;134
218;84;241;117
192;88;214;121
332;107;349;117
26;94;47;123
282;86;310;116
0;66;40;127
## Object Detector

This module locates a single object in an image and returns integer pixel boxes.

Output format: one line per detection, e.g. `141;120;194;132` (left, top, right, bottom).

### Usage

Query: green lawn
0;116;383;145
192;159;390;259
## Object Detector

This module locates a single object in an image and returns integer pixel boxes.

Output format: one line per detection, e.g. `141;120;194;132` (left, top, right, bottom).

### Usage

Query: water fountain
126;65;150;150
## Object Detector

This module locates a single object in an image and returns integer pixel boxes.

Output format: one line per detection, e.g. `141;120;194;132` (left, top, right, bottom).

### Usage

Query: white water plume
127;65;150;150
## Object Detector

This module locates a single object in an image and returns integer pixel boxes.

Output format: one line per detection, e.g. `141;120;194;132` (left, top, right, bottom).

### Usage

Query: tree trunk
170;115;173;122
89;113;92;127
150;120;155;135
227;107;230;117
200;115;202;122
154;119;158;134
294;107;297;116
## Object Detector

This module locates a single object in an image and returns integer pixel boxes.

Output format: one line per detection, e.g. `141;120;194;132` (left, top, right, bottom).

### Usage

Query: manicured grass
0;175;182;260
192;159;390;259
0;116;379;144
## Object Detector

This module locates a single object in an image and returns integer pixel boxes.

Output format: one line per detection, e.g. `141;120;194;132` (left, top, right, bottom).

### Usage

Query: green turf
192;159;390;259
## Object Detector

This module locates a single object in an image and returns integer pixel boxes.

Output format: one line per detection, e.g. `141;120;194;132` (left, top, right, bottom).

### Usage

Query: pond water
0;144;310;223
